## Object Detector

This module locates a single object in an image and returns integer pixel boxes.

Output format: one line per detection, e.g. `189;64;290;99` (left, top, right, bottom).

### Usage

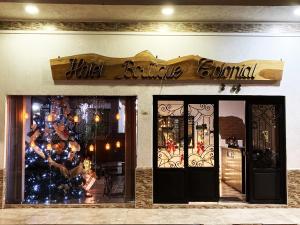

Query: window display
6;96;136;204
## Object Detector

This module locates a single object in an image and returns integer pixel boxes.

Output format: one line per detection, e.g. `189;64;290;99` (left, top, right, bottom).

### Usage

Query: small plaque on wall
50;50;284;83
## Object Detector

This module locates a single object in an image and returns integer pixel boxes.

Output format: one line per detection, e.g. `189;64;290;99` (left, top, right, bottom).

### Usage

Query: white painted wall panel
0;32;299;169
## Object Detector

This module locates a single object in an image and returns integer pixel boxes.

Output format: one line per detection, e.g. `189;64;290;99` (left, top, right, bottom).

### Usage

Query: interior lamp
116;141;121;148
94;114;101;123
105;143;111;151
89;144;94;152
116;113;121;120
73;115;79;123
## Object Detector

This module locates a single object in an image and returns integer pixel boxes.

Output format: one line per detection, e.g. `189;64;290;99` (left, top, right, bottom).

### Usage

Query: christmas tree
24;96;86;203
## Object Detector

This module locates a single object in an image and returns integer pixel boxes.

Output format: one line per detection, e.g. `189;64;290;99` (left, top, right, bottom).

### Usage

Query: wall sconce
116;141;121;149
105;143;111;151
73;115;79;123
89;144;94;152
116;113;121;120
94;114;101;123
219;83;225;92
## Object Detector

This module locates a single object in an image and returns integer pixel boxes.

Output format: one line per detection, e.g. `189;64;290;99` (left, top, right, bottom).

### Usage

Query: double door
153;96;219;203
153;95;286;204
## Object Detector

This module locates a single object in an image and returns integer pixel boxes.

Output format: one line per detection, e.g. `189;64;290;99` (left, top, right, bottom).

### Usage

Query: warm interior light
25;4;39;15
47;114;53;122
73;115;79;123
46;144;52;151
94;114;101;123
161;6;174;16
30;142;36;148
23;112;29;120
89;144;94;152
116;141;121;148
116;113;121;120
105;143;111;151
294;7;300;16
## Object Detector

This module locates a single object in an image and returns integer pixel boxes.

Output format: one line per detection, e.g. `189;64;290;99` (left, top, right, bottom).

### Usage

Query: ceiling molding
1;0;300;6
1;21;300;33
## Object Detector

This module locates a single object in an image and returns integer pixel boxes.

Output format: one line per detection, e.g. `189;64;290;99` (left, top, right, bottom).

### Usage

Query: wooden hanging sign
50;50;283;82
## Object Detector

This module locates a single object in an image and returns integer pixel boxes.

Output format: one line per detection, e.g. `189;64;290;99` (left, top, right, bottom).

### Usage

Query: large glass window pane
188;104;214;167
157;101;184;168
251;104;280;168
6;96;136;204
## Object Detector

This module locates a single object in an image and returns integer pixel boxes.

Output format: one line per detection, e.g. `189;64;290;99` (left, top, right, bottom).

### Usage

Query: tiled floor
220;181;245;202
0;208;300;224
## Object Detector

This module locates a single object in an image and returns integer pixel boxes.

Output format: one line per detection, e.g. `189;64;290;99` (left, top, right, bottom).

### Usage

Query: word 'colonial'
197;59;257;80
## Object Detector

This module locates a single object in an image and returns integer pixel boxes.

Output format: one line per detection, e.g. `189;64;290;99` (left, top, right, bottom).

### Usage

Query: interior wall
219;101;246;147
219;101;245;123
0;32;300;169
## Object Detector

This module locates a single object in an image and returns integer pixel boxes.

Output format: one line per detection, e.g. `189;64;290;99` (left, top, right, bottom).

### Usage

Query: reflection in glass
157;101;184;168
252;104;280;168
188;104;214;167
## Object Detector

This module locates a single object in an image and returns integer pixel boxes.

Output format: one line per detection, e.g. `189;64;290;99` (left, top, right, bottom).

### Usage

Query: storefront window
6;96;136;204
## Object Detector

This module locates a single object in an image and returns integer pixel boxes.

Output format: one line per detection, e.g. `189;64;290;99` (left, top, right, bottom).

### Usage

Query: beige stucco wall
0;31;300;169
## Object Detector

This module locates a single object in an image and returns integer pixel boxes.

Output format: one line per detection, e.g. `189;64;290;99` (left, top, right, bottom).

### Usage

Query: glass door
246;97;286;204
154;99;186;203
186;100;219;202
153;96;219;203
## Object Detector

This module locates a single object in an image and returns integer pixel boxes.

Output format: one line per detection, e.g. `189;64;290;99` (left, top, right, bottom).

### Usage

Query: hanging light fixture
94;114;101;123
105;143;111;151
116;113;121;120
73;115;79;123
116;141;121;148
89;144;94;152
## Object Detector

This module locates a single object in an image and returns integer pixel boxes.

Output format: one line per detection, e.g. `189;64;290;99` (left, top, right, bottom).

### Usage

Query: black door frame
153;95;287;204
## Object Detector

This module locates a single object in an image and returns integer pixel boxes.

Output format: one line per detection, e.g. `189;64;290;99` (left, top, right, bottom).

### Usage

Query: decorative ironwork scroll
188;104;214;167
157;101;184;168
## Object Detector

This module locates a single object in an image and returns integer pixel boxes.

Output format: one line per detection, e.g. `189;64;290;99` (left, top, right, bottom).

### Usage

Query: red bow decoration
166;139;176;153
197;141;205;154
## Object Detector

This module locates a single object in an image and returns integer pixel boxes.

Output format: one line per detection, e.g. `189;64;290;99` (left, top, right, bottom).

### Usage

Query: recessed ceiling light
25;4;39;15
161;6;174;16
294;7;300;16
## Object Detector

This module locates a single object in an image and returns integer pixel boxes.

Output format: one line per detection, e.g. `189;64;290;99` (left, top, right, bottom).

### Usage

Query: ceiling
1;3;300;22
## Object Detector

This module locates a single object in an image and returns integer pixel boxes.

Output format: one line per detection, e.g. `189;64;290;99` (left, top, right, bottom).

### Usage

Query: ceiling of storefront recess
1;3;300;22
